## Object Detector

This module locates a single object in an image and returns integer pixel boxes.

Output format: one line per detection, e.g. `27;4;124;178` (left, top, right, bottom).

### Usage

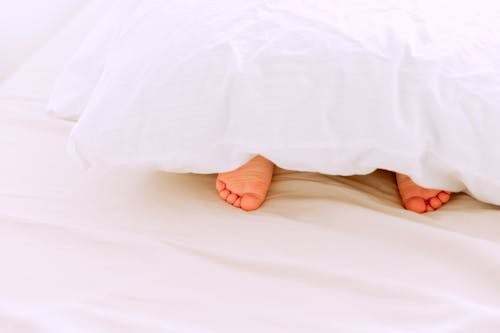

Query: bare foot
396;173;451;213
216;155;274;211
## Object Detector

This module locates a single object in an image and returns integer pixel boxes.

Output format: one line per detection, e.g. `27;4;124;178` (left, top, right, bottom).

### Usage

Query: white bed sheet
0;0;88;80
1;3;500;332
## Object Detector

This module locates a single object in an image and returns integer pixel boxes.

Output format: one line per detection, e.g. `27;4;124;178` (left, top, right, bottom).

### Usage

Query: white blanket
50;0;500;206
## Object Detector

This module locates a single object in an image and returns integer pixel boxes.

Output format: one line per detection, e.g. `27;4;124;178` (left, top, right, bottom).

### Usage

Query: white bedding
1;2;500;333
50;0;500;206
0;0;87;80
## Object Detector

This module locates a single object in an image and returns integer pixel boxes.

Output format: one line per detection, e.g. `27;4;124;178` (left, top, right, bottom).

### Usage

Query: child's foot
216;155;274;211
396;173;451;213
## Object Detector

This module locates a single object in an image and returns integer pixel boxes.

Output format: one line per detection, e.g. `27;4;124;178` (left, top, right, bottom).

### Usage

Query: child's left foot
216;155;274;211
396;173;451;213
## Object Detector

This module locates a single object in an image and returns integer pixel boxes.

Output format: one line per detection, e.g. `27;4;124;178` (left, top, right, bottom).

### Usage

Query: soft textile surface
2;102;500;333
0;0;87;80
46;0;138;120
49;0;500;206
2;2;500;332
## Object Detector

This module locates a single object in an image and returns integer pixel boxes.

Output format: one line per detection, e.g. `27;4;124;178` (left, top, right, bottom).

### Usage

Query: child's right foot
216;155;274;211
396;173;451;213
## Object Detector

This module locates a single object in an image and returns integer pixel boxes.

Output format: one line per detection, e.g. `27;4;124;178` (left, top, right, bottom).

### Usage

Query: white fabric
1;4;500;332
0;0;88;80
50;0;500;206
47;0;139;120
0;1;113;107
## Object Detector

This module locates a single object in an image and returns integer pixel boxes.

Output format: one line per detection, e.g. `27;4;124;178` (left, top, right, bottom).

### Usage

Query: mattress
1;2;500;332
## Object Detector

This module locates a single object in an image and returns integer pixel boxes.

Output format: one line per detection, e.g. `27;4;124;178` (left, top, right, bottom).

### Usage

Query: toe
216;179;226;192
426;203;435;212
226;193;239;205
240;194;265;212
219;189;231;200
233;198;242;208
429;197;443;209
404;197;427;214
438;192;451;203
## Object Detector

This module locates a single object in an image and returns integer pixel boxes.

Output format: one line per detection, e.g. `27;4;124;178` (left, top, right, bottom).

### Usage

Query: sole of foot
396;173;451;214
216;155;274;211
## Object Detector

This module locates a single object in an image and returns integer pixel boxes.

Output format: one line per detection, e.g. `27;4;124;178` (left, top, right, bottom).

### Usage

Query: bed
1;2;500;332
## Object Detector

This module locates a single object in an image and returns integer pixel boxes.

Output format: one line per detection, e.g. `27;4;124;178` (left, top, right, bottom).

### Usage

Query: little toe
404;197;427;214
438;192;451;203
216;179;226;192
429;197;443;209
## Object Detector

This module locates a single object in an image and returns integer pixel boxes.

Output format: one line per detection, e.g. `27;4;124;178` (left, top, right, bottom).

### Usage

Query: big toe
240;193;265;211
403;197;427;214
